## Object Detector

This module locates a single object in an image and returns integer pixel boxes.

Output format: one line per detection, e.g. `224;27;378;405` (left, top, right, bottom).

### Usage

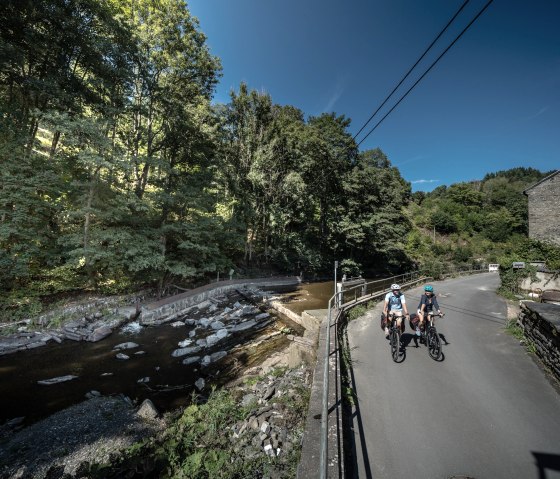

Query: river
0;282;338;429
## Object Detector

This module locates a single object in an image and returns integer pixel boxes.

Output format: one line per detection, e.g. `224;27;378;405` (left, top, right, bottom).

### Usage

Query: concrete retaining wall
140;277;299;325
520;272;560;292
518;301;560;381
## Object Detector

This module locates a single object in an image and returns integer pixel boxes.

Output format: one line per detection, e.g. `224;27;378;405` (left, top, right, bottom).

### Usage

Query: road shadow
532;451;560;479
341;333;374;479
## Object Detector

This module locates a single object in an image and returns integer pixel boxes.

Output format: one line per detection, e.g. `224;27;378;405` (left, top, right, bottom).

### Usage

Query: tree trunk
83;167;101;268
49;131;61;158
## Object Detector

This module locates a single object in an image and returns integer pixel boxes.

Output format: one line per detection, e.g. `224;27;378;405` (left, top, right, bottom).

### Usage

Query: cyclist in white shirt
383;283;410;338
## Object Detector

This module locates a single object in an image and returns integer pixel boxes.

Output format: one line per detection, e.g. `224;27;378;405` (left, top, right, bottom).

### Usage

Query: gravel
0;396;165;479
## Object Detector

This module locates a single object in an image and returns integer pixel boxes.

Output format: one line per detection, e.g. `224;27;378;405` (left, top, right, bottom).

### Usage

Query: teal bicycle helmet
424;285;434;292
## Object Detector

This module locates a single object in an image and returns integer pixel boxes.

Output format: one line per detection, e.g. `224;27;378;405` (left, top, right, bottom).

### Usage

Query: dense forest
0;0;411;319
0;0;556;320
405;167;559;277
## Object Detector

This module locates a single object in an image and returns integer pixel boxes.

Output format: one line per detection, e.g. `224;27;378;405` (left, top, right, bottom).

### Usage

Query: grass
505;319;537;354
505;319;524;341
346;304;368;322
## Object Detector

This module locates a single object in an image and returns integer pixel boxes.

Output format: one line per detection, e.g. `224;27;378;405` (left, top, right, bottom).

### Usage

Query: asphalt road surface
347;273;560;479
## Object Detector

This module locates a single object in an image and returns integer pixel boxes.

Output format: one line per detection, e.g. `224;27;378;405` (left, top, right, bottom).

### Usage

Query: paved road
347;273;560;479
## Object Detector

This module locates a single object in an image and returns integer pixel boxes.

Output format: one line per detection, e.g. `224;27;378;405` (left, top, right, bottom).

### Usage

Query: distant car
488;264;499;272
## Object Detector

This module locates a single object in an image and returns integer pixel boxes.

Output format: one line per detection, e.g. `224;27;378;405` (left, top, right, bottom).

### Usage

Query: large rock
113;342;139;350
199;318;211;328
195;378;205;391
182;356;200;365
178;339;193;348
216;328;228;340
63;330;84;341
171;346;202;357
136;399;159;419
210;321;225;330
211;351;227;362
86;326;112;342
205;334;221;347
116;353;130;360
38;375;78;385
170;321;185;328
228;320;257;333
201;351;227;366
241;305;256;316
255;312;270;321
197;300;211;310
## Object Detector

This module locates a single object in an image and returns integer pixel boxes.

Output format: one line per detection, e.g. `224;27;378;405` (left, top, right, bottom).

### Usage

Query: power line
357;0;494;147
353;0;470;142
280;0;494;212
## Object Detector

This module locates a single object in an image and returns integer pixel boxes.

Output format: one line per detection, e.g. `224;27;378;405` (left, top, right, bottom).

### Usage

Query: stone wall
526;172;560;246
520;271;560;292
518;301;560;380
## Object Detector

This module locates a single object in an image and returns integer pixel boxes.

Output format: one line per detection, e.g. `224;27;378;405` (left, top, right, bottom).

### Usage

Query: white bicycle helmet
390;283;401;290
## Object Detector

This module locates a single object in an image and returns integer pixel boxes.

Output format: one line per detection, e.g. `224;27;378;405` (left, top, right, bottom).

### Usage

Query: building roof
523;170;560;195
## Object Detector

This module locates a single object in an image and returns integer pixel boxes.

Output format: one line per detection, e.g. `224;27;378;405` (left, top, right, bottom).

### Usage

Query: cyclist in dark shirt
416;285;443;335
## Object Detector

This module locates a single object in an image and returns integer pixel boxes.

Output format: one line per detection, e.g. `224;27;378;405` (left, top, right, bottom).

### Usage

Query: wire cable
279;0;494;213
353;0;470;141
357;0;494;147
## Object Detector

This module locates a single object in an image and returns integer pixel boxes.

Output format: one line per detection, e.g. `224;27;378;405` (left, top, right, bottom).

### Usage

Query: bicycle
388;312;405;362
419;311;444;360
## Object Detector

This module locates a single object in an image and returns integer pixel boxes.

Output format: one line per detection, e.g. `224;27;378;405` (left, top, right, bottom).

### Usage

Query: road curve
346;273;560;479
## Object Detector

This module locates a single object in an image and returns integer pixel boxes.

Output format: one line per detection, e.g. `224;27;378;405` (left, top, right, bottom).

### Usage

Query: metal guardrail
319;270;424;478
318;265;488;478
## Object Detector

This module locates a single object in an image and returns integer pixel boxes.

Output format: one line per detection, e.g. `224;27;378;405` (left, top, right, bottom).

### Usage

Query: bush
340;259;362;277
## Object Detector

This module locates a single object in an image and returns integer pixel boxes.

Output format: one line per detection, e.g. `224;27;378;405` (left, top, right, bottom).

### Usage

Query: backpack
387;293;402;310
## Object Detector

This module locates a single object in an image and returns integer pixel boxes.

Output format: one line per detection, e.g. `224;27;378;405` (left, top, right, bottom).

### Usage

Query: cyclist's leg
384;312;390;337
394;311;403;335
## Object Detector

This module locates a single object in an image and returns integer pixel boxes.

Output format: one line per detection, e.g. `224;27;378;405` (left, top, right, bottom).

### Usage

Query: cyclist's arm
383;299;389;317
418;295;426;313
433;296;442;314
401;296;409;316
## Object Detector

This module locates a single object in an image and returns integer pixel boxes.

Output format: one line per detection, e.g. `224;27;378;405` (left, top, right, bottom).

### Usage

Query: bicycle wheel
390;329;400;362
427;327;441;360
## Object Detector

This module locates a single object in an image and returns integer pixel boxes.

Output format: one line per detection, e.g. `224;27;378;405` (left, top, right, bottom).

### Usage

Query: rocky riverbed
0;343;312;479
0;285;314;478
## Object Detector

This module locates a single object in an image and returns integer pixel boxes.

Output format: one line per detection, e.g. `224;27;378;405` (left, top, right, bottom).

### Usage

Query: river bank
0;362;312;478
0;279;320;478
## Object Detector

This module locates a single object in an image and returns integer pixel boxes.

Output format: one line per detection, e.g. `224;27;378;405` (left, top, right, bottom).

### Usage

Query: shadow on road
533;452;560;479
341;332;373;479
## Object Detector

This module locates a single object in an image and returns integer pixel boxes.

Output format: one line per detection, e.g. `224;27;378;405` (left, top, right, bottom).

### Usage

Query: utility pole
334;260;338;306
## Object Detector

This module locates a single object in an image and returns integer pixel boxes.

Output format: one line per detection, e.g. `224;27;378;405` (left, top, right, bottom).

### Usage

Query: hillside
405;167;558;275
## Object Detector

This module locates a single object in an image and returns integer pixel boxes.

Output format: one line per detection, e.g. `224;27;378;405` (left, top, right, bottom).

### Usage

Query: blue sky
188;0;559;191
